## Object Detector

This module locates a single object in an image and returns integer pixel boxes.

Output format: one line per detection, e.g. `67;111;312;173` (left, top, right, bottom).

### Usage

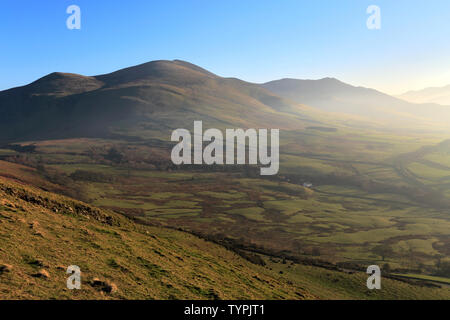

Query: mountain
262;78;450;128
0;60;321;144
397;84;450;105
3;60;450;145
2;61;450;299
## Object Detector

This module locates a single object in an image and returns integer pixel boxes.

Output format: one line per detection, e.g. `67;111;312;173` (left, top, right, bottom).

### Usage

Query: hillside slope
1;165;449;300
0;175;312;299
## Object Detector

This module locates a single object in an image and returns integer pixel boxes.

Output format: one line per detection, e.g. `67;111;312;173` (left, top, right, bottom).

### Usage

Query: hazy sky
1;0;450;94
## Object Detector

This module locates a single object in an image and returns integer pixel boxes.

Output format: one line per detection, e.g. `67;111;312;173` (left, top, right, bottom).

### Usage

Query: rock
27;258;46;267
5;202;15;208
33;269;50;279
90;278;118;294
105;281;118;294
0;264;13;274
28;221;45;237
29;221;39;228
91;277;103;286
33;231;44;237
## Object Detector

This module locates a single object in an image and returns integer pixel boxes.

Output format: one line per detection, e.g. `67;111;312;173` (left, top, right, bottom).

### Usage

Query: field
1;175;449;299
0;175;311;299
264;258;450;299
2;124;449;284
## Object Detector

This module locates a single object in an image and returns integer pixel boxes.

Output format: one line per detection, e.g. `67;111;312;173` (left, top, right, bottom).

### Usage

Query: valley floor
1;175;449;299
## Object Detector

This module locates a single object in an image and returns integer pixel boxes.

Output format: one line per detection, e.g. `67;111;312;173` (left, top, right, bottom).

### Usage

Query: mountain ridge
2;60;450;145
397;84;450;106
0;60;324;143
262;77;450;127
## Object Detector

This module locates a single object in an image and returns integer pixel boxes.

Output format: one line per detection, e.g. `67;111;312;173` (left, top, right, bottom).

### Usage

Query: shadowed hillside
0;60;324;143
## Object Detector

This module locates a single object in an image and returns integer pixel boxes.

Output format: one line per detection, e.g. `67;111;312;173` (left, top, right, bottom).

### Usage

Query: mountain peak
95;59;217;86
262;77;352;95
319;77;339;81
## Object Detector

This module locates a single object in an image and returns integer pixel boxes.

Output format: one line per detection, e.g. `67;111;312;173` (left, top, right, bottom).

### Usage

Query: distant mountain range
397;85;450;106
1;60;450;144
262;78;450;126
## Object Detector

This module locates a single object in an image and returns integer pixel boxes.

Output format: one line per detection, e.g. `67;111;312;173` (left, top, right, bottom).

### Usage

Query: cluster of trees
87;145;269;175
434;255;450;277
69;170;114;183
1;144;36;153
87;146;169;170
168;163;262;176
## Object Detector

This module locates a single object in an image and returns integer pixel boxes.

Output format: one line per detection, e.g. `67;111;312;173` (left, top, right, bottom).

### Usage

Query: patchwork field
0;176;312;299
2;127;449;283
2;175;448;299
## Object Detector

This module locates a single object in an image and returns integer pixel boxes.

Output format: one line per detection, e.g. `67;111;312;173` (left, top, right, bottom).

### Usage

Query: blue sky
1;0;450;94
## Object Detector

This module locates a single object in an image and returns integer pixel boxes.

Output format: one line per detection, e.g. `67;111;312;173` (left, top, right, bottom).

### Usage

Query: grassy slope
0;171;449;299
5;133;450;271
265;259;450;300
0;176;311;300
